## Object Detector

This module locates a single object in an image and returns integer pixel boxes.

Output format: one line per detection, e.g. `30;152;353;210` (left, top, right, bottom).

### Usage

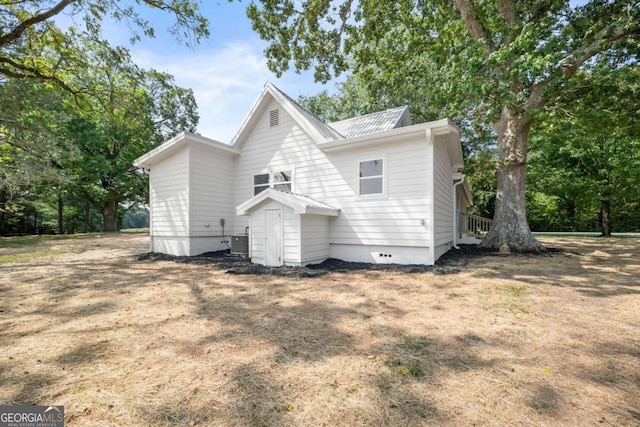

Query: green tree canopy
61;36;198;231
0;35;198;234
0;1;208;90
528;58;640;235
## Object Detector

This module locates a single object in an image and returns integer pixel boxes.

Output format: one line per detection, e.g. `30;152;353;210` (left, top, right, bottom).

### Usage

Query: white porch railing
458;212;493;240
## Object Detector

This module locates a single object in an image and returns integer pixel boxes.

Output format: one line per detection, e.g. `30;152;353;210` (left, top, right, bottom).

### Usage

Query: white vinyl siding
234;99;333;234
282;206;300;264
189;143;236;237
325;142;431;247
235;99;432;249
433;136;454;248
301;215;331;264
149;147;189;236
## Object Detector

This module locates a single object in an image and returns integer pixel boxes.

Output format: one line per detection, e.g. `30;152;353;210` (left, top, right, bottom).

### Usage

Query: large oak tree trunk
599;199;612;237
103;196;119;232
83;197;91;233
480;107;545;252
57;191;64;235
0;188;6;236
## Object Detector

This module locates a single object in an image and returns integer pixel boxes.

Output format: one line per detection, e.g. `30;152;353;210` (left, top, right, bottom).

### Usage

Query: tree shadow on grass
55;340;110;366
192;281;385;363
461;246;640;298
528;384;562;415
174;280;509;426
578;340;640;419
6;369;57;406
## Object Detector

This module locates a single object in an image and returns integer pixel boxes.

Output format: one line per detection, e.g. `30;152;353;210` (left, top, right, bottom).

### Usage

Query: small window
273;170;292;193
269;109;280;127
254;173;270;195
359;159;384;195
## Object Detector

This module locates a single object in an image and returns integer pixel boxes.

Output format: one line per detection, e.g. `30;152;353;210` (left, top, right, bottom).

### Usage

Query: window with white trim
273;170;292;192
254;170;293;195
254;173;270;195
359;159;384;195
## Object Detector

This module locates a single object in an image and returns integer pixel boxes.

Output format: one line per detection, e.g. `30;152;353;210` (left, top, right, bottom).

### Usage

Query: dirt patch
1;234;639;426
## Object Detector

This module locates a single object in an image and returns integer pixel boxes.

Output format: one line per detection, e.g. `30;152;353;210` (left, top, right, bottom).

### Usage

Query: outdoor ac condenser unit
231;235;249;257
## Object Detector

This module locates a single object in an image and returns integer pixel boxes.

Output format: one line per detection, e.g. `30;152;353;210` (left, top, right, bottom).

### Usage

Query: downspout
426;128;436;265
452;175;465;249
146;167;154;253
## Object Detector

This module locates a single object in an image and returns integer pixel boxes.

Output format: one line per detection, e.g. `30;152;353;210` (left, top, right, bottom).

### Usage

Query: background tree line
1;1;638;240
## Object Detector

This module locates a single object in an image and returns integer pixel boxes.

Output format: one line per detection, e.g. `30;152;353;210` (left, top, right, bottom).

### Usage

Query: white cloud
131;40;268;142
130;39;333;143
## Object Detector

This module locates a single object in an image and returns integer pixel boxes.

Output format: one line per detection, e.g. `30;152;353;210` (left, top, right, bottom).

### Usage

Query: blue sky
100;2;338;142
98;1;589;142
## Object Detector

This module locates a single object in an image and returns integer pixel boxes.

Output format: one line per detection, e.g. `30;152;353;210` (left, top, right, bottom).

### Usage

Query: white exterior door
265;209;282;266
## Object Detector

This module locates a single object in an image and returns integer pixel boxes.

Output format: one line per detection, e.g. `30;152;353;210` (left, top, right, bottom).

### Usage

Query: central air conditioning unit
231;234;249;257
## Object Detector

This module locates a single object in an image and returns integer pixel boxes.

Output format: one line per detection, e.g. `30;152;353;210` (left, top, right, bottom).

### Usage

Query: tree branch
0;56;79;93
529;22;640;111
0;0;75;47
561;24;640;79
452;0;493;52
496;0;517;28
527;78;550;110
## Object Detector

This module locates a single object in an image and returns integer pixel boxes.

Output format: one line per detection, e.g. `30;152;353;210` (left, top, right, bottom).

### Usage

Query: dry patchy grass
0;234;639;426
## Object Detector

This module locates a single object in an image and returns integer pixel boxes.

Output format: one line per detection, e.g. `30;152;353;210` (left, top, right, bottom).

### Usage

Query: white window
273;170;292;193
254;173;270;195
359;159;384;196
254;169;293;195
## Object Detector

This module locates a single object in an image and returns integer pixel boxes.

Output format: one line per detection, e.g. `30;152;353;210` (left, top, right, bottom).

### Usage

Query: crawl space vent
269;109;280;127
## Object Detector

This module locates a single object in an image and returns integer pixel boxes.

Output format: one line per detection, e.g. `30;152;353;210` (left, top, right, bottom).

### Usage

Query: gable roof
134;83;466;176
133;131;237;169
231;82;343;147
328;106;411;138
236;188;339;216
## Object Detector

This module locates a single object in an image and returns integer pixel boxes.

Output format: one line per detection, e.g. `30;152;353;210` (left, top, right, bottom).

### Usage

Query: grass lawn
0;234;638;426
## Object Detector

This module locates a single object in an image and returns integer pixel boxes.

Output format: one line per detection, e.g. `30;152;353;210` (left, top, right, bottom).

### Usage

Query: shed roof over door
236;188;339;217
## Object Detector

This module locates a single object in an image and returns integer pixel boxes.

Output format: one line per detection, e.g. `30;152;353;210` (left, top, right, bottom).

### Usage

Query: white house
133;82;475;266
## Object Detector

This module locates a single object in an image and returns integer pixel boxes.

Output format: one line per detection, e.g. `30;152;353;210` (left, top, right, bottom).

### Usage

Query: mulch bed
134;244;572;278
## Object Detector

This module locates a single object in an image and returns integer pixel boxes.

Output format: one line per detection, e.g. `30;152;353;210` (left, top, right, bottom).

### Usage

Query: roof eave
236;188;339;216
134;131;238;169
319;118;457;152
305;206;340;217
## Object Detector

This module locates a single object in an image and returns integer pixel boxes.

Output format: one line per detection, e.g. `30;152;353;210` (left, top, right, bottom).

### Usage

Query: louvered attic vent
269;109;280;127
